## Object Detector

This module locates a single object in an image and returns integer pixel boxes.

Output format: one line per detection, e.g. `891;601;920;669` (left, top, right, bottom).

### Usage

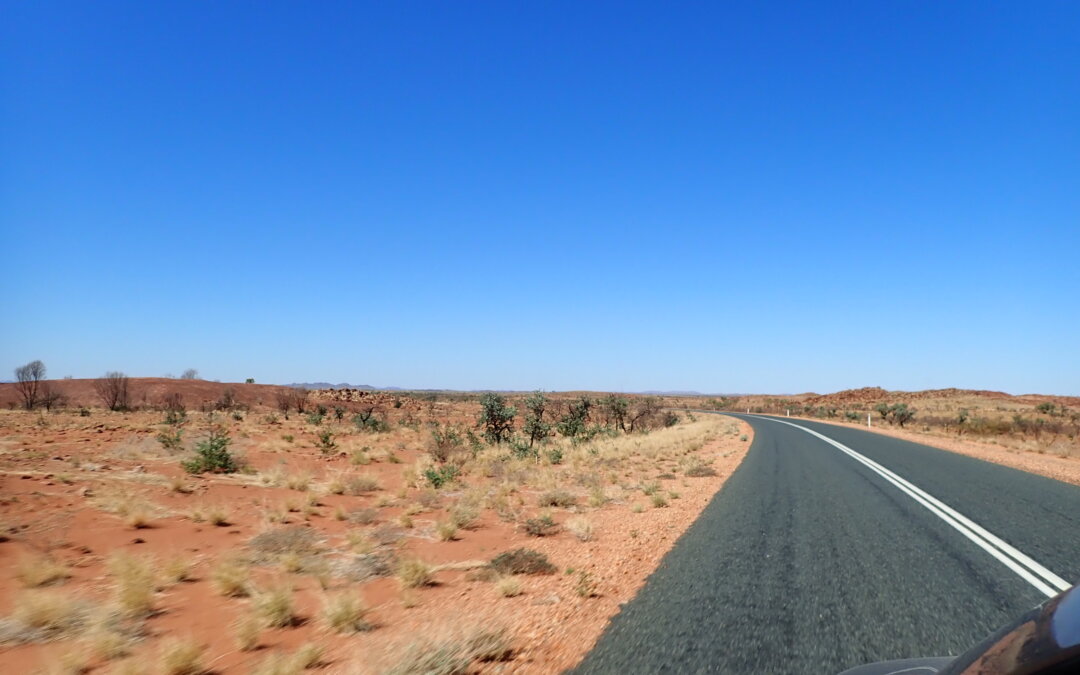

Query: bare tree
94;372;131;411
180;369;199;380
40;382;66;412
627;396;662;433
14;360;46;410
274;389;292;417
290;388;310;414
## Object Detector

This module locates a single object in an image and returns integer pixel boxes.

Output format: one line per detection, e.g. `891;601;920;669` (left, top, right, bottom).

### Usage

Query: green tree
522;391;552;448
602;394;629;432
874;402;891;423
890;403;916;428
556;396;592;438
477;393;516;444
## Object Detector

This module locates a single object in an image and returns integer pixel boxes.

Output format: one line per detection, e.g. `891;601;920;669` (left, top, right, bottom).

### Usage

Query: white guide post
867;413;871;428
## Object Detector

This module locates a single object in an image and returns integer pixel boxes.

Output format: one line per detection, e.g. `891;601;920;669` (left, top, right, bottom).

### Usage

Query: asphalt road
573;414;1080;674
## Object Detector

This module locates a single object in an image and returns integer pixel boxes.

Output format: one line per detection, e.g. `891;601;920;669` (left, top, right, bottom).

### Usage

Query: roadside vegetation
0;369;749;673
696;387;1080;457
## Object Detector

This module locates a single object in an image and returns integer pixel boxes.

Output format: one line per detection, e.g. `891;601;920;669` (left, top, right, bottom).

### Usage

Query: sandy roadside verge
785;416;1080;487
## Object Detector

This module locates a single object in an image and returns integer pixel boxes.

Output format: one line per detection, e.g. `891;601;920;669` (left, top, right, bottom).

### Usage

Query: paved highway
574;414;1080;674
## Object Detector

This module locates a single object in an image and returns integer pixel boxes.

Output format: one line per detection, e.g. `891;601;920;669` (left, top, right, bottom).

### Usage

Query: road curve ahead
574;414;1080;675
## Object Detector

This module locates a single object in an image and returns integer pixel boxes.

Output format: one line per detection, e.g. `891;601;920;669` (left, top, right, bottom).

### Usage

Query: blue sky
2;2;1078;394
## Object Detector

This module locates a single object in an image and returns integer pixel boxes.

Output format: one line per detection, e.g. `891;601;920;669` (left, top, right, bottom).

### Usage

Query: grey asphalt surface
573;413;1080;674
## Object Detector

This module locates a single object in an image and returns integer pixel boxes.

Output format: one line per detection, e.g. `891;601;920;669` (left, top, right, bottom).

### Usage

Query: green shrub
424;465;459;489
157;428;184;452
353;412;388;433
477;393;516;444
316;430;336;454
182;428;238;474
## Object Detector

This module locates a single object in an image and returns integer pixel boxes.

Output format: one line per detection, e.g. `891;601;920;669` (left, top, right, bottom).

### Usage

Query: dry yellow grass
565;516;595;542
162;555;194;585
9;590;88;638
253;583;297;628
15;554;70;588
210;557;251;597
158;637;206;675
322;591;371;633
495;576;522;598
397;558;433;589
234;613;261;652
107;552;158;616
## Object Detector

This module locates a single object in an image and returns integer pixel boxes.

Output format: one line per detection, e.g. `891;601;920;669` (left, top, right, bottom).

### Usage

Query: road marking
752;416;1071;598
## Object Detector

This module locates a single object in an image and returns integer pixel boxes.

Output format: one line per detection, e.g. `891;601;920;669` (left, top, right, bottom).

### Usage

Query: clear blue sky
2;2;1078;394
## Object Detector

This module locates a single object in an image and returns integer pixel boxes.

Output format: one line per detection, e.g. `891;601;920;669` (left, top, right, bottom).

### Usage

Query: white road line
754;416;1071;598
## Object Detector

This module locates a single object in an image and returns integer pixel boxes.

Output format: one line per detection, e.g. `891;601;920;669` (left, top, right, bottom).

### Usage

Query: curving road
574;414;1080;674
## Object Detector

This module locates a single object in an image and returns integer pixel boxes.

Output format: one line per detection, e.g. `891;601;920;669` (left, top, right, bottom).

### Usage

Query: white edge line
745;414;1070;598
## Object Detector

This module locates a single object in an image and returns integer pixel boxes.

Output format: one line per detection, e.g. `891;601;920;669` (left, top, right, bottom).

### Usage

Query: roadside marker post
867;413;871;428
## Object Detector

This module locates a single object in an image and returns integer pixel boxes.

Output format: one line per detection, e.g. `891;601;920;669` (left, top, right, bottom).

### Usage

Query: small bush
343;473;380;495
650;493;668;508
575;570;598;598
316;430;336;454
428;425;465;463
523;515;559;537
182;428;238;474
250;526;320;558
537;490;576;508
684;462;717;478
162;555;194;585
423;465;459;489
490;548;556;575
156;428;184;452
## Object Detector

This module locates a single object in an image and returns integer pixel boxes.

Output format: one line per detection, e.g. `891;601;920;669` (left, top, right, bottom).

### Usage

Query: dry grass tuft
435;520;459;542
158;637;206;675
293;642;324;669
87;620;134;661
253;583;297;628
15;554;70;588
385;627;513;674
211;557;251;597
162;555;194;585
322;592;372;633
107;552;158;616
207;504;231;527
397;558;434;589
234;613;261;652
565;516;595;542
495;576;522;597
5;590;89;641
286;472;312;491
